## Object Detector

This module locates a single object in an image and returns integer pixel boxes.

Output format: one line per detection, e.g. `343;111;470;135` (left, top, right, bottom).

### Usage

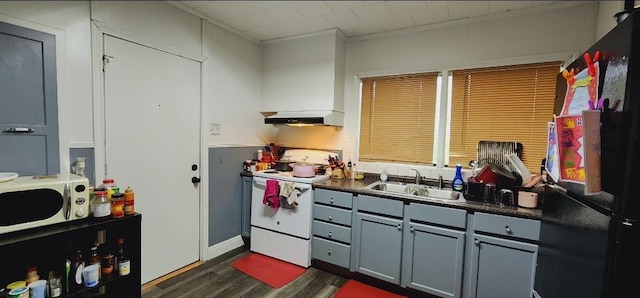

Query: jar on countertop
92;190;111;218
111;193;124;218
99;179;119;198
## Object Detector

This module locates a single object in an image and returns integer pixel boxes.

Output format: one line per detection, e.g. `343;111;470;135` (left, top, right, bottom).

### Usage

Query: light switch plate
209;123;221;136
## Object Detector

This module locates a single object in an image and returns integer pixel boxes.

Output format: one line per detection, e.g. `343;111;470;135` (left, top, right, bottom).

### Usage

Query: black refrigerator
534;8;640;298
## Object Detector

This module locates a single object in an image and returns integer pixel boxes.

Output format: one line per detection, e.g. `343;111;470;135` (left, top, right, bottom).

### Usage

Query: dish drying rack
476;141;523;172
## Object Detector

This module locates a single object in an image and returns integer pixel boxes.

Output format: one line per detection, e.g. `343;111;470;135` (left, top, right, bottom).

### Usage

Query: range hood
264;111;344;127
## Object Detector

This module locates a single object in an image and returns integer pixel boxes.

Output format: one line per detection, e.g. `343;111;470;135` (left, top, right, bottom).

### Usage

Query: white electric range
250;149;335;268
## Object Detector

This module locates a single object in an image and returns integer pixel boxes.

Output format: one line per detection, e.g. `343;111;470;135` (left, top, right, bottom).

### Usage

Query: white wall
275;2;599;180
204;22;273;146
596;1;624;40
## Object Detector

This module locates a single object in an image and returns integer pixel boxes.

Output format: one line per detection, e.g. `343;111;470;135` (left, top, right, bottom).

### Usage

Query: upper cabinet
261;29;346;113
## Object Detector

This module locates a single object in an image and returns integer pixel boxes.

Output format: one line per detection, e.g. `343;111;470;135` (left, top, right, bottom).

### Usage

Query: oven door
250;177;313;239
0;188;65;234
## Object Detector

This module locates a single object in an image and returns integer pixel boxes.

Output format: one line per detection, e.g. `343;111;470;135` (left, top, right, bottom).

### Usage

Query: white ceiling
170;1;594;43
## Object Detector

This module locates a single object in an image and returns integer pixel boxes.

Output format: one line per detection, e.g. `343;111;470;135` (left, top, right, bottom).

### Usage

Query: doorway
102;34;201;284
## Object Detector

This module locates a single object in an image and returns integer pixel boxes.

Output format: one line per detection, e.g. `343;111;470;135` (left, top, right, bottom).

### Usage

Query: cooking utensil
290;162;319;177
273;160;293;172
475;163;517;187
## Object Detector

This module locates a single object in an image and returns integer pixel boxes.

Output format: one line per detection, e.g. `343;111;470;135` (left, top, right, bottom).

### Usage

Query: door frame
90;20;209;272
0;14;70;175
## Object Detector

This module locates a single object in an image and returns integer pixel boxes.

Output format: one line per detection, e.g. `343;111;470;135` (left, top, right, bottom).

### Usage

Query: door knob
192;177;201;184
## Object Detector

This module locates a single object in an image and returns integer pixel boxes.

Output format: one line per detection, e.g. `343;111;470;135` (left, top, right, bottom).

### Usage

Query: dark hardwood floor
141;245;349;298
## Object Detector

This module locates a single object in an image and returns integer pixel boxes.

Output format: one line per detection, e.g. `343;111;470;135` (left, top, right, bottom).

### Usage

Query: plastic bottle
88;244;101;278
123;186;135;216
452;164;464;192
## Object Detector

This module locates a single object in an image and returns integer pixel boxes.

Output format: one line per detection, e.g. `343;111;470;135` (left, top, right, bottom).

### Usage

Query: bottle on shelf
124;186;135;216
101;244;115;276
48;270;62;298
116;238;131;276
25;266;40;285
69;250;85;291
88;243;101;278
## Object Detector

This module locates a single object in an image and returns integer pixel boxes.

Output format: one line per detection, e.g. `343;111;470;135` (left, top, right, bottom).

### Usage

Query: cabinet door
402;222;465;298
241;176;252;237
354;213;403;284
0;21;59;176
467;234;538;298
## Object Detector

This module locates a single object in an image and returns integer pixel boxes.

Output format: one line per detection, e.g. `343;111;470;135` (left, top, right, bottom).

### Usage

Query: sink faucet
410;169;421;185
438;175;444;189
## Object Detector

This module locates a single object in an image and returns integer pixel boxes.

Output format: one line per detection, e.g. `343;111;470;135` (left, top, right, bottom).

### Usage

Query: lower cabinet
402;203;467;298
354;195;404;285
312;189;354;269
465;212;540;298
240;176;252;238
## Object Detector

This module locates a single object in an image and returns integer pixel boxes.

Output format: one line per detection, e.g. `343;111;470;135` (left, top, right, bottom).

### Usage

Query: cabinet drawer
313;220;351;244
312;237;351;268
474;212;541;241
357;195;404;218
406;203;466;229
314;204;352;226
314;189;353;209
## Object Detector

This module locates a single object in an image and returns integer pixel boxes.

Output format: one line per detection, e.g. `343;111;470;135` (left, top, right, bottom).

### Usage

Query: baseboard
206;235;245;260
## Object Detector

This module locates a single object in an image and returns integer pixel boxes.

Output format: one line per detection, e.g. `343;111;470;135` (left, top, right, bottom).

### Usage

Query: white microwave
0;173;90;235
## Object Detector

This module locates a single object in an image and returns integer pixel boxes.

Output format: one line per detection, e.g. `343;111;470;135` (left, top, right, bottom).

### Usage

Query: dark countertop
313;176;543;220
241;170;542;220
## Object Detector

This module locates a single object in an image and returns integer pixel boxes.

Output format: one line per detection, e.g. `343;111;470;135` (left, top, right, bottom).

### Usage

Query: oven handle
253;179;312;191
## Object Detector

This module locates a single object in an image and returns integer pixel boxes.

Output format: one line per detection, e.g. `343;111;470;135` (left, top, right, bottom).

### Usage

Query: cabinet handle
3;127;34;133
475;239;480;245
327;248;332;255
397;224;402;231
409;226;415;233
505;226;512;234
328;215;333;221
328;231;332;238
330;198;334;204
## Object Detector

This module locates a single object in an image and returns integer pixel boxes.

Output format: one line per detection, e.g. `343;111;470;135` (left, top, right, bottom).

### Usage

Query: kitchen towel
279;182;299;209
334;280;406;298
231;253;306;288
263;179;280;209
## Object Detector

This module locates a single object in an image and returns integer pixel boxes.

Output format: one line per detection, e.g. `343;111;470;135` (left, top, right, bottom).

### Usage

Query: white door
102;35;201;284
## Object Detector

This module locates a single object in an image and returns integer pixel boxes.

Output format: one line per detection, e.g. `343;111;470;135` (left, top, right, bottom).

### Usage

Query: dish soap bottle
452;164;464;192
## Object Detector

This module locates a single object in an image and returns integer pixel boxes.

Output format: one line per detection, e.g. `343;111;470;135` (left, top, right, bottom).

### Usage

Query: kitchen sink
364;181;463;201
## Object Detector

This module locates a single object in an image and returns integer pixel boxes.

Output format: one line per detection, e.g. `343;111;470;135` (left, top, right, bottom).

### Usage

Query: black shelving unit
0;214;141;298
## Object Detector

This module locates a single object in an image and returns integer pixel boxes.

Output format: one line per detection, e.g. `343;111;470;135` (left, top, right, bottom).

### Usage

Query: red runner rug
334;280;407;298
230;253;306;288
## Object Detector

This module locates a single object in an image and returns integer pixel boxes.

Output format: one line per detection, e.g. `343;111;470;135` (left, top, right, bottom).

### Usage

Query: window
448;62;560;171
359;73;439;164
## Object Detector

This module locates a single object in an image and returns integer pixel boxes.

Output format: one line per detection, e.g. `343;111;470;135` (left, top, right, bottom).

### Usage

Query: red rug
230;253;306;288
334;280;407;298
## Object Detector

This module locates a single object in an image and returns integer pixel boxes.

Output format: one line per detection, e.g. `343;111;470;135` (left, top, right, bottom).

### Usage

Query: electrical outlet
209;123;221;136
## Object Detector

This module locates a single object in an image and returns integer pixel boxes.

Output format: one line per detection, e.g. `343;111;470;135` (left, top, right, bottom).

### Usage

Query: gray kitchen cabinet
402;203;467;298
312;189;354;269
241;176;252;238
354;195;404;285
465;212;540;298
